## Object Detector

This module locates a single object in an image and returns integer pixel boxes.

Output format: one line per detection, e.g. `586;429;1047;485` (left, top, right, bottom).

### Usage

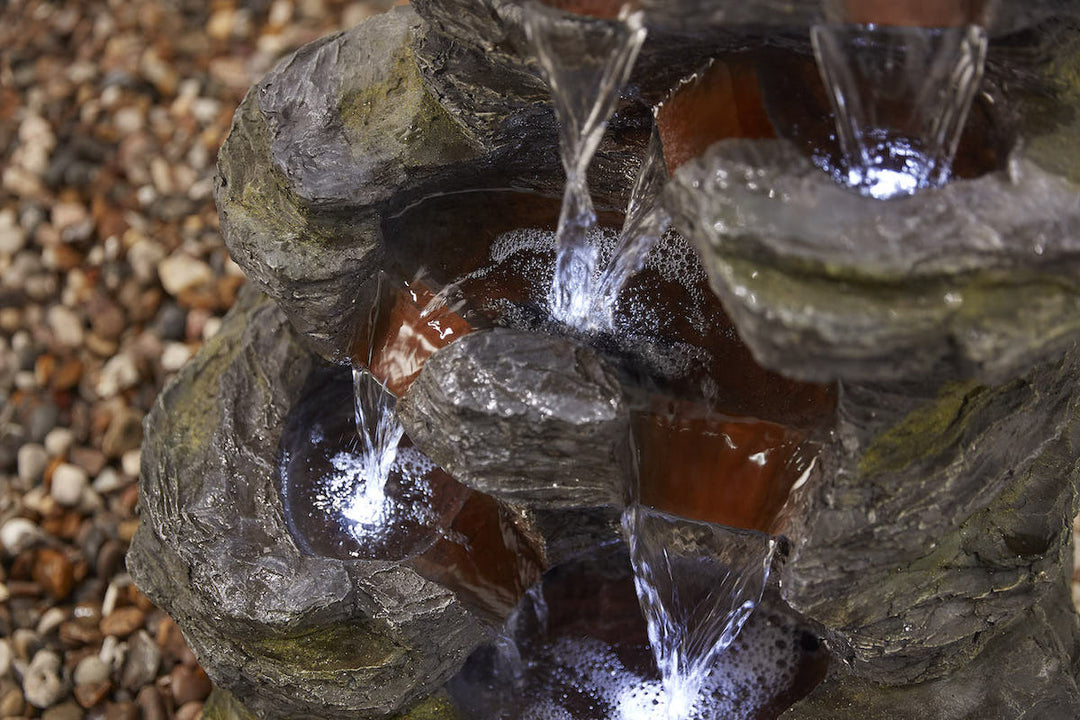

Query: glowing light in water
811;23;987;199
523;1;647;328
624;505;777;719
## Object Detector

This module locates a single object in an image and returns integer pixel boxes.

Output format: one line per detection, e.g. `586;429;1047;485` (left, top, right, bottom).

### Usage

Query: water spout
524;1;647;327
811;23;988;198
624;504;777;718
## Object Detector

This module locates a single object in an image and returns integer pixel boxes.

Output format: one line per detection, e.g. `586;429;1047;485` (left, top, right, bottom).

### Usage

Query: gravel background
0;1;392;718
1;1;1079;719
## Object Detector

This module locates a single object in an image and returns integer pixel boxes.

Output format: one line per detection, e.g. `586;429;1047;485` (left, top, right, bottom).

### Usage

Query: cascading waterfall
623;505;777;719
811;22;988;199
523;1;647;329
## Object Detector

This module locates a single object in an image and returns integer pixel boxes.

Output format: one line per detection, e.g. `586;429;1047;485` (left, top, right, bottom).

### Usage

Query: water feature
523;1;647;328
811;23;988;198
623;506;778;718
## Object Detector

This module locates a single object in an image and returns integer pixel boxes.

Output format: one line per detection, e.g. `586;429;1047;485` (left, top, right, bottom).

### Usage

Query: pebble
136;685;166;720
0;639;10;678
104;701;139;720
102;408;143;458
170;665;212;705
44;427;76;458
101;607;145;638
47;305;85;349
0;208;26;255
37;607;68;636
96;353;140;398
0;687;25;717
122;631;160;691
43;700;85;720
175;700;204;720
17;442;48;484
92;468;126;495
33;548;75;600
96;540;127;580
1;518;43;555
121;449;141;478
158;252;214;298
51;463;89;507
74;655;111;687
24;650;65;708
161;342;193;372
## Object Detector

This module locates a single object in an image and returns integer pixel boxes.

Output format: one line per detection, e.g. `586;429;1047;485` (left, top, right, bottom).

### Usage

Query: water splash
811;23;987;199
523;1;647;327
586;125;671;331
342;366;407;529
623;505;777;719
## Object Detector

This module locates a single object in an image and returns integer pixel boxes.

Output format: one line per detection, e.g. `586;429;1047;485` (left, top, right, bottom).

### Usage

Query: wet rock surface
780;577;1080;720
667;138;1080;386
128;287;491;719
780;349;1080;686
399;328;630;509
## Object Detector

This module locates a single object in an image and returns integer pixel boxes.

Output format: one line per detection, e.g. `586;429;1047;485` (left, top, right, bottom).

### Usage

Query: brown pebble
74;681;111;709
0;687;25;716
33;547;75;600
136;685;166;720
60;617;104;646
102;407;143;458
175;700;204;720
68;447;107;476
96;540;126;579
104;701;139;720
155;617;195;665
7;579;42;597
52;358;83;391
170;665;212;705
42;700;85;720
100;606;145;638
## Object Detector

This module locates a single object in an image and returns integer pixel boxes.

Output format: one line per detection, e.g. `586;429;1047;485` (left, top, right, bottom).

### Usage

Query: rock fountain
129;0;1080;718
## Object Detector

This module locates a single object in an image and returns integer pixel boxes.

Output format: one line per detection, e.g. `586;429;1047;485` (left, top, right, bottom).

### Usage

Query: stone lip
666;138;1080;385
128;286;491;720
398;327;631;509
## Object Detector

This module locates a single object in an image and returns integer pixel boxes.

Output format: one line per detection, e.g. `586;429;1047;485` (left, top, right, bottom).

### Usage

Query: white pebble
158;252;213;297
96;353;139;399
43;428;74;458
121;449;142;478
50;463;88;507
46;304;84;348
92;468;125;494
23;650;63;709
0;639;11;678
17;443;48;485
0;208;25;256
36;607;66;636
161;342;193;372
73;655;110;687
0;518;43;555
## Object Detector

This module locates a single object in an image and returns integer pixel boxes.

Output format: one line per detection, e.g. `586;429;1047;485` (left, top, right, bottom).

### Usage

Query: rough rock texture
215;7;484;362
780;576;1080;720
666;139;1080;386
398;328;630;509
128;286;489;720
779;350;1080;686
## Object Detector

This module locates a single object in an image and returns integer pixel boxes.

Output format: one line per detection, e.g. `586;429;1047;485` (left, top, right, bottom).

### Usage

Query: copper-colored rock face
658;58;776;174
359;278;477;397
538;0;630;20
660;48;1005;180
635;400;808;534
833;0;990;27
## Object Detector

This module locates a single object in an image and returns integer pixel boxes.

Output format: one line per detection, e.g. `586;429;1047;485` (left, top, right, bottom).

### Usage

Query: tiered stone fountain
129;1;1080;718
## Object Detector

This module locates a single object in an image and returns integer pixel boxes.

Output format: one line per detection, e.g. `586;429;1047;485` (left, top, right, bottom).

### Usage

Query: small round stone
0;638;12;678
0;517;43;555
43;428;75;458
51;463;88;507
17;443;48;484
23;649;65;708
74;656;111;687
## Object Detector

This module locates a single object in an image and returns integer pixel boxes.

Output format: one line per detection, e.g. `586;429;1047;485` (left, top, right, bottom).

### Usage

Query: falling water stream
523;1;647;329
811;23;988;198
